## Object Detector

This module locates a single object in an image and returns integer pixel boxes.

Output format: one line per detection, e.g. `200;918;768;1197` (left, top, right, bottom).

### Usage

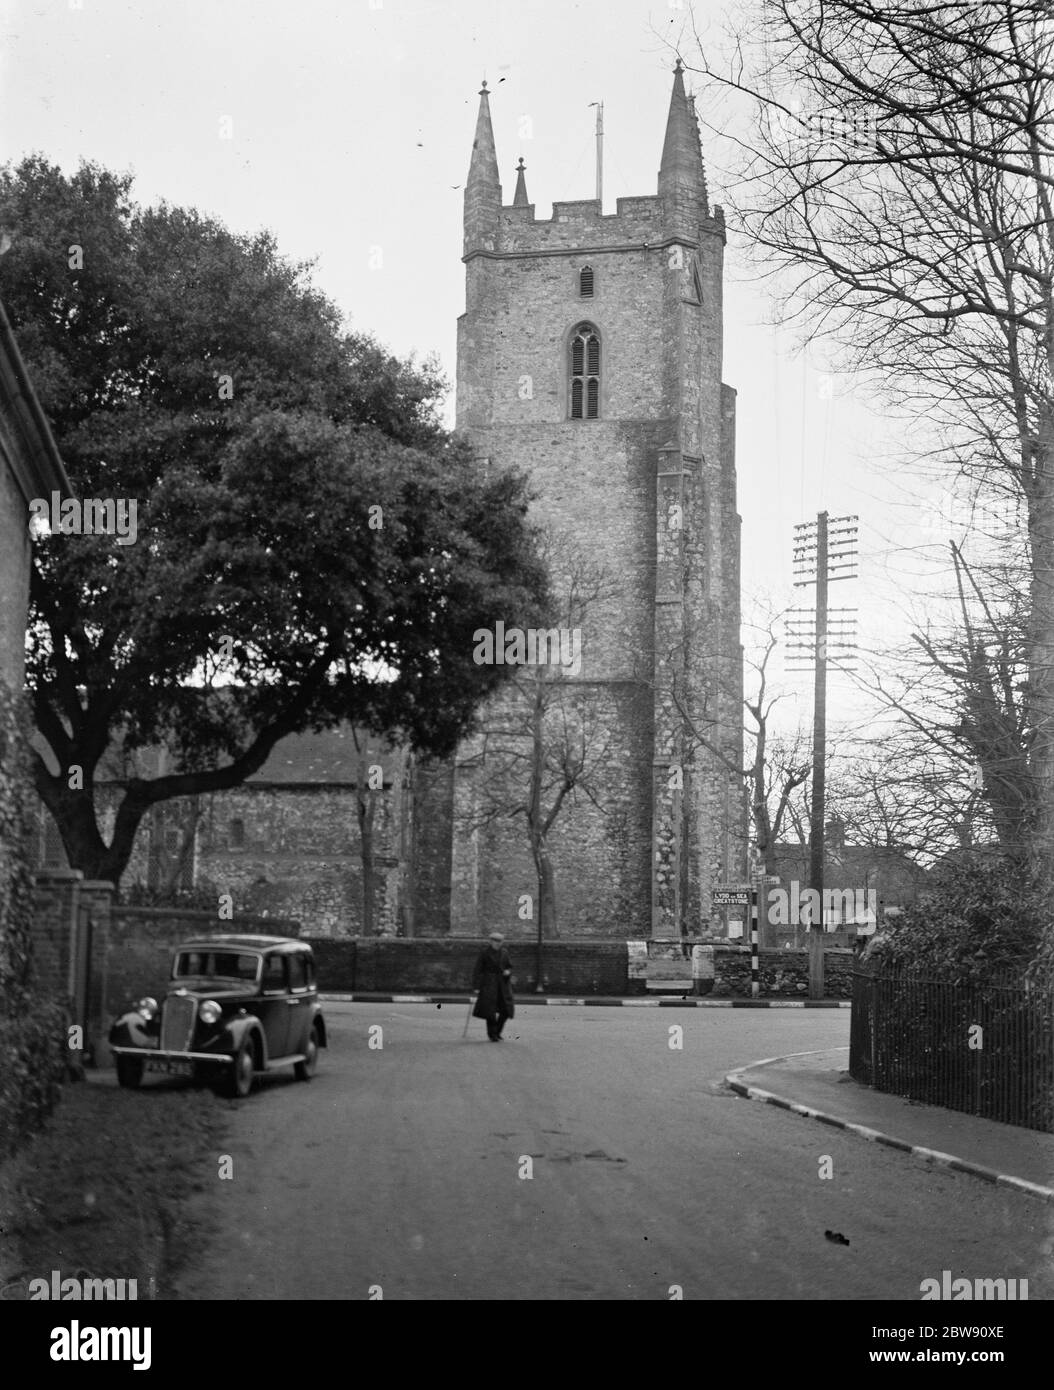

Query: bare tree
829;729;991;865
458;542;617;941
667;602;811;875
742;612;812;872
690;1;1054;890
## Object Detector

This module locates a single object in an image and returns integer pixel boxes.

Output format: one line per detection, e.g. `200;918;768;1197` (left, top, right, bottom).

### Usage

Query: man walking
471;931;515;1041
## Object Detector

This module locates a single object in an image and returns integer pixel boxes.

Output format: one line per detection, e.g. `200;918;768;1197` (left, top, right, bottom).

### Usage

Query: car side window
262;954;287;993
288;954;309;993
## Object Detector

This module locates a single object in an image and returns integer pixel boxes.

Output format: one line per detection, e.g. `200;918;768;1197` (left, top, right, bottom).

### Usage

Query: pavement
727;1046;1054;1205
322;991;851;1007
322;991;1054;1206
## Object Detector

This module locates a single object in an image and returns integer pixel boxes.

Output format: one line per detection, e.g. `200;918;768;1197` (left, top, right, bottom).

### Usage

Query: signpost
712;889;750;908
714;885;759;998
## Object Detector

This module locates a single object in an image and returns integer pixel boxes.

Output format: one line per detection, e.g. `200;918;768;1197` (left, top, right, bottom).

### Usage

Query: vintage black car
109;935;326;1098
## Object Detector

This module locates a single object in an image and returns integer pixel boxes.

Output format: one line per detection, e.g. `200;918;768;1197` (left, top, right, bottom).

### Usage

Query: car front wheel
115;1055;144;1089
227;1038;257;1099
294;1024;320;1082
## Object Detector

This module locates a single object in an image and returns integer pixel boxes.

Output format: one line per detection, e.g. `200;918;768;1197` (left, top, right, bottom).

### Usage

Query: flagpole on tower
590;101;604;207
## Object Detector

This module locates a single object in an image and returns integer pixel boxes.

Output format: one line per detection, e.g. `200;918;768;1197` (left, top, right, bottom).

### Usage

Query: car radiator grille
160;995;197;1051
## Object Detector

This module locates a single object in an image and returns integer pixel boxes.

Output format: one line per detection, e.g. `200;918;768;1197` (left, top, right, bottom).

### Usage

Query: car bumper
110;1045;233;1066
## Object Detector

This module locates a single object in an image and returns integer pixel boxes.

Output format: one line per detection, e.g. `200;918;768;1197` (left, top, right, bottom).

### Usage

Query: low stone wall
308;937;630;996
308;938;853;998
712;945;854;999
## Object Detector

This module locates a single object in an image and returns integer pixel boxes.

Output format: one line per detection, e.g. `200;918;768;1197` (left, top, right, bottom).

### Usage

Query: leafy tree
864;858;1044;985
0;158;549;883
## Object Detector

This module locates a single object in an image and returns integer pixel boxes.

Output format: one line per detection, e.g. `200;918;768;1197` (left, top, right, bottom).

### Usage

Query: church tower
451;65;744;940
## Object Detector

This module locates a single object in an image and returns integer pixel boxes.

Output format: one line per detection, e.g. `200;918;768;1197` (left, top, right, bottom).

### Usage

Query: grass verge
0;1072;227;1300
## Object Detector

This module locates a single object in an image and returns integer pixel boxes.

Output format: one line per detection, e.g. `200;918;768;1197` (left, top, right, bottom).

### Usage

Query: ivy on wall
0;676;66;1161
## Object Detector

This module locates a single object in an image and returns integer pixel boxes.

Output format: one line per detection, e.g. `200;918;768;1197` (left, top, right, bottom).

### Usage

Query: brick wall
36;899;302;1064
31;869;82;1006
99;907;301;1024
308;936;630;996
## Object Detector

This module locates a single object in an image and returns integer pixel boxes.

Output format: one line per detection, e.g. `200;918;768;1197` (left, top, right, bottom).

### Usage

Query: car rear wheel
227;1038;257;1099
294;1024;320;1081
115;1055;144;1089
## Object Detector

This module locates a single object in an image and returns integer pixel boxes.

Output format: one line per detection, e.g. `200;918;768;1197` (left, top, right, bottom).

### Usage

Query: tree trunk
1027;425;1054;894
533;839;559;940
357;791;376;936
34;764;146;884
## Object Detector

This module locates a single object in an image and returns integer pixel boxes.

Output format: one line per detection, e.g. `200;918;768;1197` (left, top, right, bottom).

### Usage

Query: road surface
170;1003;1052;1300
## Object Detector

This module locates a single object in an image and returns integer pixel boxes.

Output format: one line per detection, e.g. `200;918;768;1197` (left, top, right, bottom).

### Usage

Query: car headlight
136;997;159;1021
198;999;222;1026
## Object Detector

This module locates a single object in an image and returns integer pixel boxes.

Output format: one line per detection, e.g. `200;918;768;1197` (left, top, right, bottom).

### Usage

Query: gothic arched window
570;323;600;420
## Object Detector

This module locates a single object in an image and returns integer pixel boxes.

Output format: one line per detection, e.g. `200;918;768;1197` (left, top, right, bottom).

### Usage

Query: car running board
262;1053;308;1070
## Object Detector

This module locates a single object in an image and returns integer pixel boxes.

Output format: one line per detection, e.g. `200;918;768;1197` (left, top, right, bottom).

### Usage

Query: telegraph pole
791;513;858;998
808;513;829;996
812;517;828;917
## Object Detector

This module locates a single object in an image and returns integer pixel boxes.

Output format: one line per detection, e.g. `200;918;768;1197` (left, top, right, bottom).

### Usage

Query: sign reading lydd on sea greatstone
712;888;751;907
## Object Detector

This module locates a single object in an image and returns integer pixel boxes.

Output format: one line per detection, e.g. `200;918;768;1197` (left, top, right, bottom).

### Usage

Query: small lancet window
569;323;600;420
579;265;594;297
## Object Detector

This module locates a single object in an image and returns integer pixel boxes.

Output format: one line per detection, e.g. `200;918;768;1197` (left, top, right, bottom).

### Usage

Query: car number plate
146;1058;194;1076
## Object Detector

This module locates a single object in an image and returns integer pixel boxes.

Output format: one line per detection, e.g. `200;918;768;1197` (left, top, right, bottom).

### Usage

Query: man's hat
488;931;504;942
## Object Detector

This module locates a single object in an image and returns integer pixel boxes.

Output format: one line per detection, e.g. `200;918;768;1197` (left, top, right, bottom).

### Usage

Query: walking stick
462;993;475;1038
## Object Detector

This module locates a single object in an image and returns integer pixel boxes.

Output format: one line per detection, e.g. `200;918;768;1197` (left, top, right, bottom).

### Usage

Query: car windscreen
173;950;260;983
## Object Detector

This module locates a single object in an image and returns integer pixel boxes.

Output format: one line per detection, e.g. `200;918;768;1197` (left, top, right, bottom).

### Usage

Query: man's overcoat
471;944;516;1019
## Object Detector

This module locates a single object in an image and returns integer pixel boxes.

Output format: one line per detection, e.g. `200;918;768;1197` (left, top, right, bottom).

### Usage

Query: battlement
483;195;724;258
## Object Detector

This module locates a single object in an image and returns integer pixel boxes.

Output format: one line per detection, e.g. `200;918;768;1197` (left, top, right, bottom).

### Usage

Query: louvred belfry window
579;265;594;297
570;323;600;420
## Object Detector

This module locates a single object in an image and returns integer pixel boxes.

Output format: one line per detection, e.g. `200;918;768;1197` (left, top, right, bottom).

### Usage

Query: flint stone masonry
453;68;745;943
710;946;855;1000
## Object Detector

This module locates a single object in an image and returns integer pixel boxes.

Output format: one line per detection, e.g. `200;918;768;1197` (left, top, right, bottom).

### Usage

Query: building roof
37;722;406;788
772;841;929;886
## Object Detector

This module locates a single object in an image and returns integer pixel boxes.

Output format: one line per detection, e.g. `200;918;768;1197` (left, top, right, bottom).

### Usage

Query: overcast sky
1;0;961;734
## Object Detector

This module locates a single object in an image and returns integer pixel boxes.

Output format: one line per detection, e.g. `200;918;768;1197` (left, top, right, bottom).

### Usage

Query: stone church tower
450;63;744;940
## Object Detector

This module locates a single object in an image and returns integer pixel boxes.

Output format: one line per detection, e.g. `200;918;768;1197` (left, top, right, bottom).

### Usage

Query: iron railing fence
850;966;1054;1133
